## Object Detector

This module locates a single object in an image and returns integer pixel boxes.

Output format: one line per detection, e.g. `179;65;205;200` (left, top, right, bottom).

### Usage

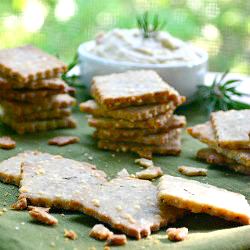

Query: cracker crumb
48;136;80;147
116;168;130;178
178;166;207;177
15;226;20;230
105;234;127;246
11;197;27;210
89;224;113;241
27;206;50;213
29;207;58;225
135;166;163;180
2;208;7;212
50;242;56;247
64;229;78;240
135;158;154;168
88;156;93;160
166;227;188;241
0;136;16;150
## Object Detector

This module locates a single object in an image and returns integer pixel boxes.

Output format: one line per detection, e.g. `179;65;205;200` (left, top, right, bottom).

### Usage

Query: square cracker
158;175;250;225
93;115;186;138
97;135;181;159
197;148;250;176
0;94;76;116
3;108;71;122
187;122;250;167
91;70;185;110
0;45;67;83
0;77;67;90
211;110;250;150
94;128;181;146
1;116;77;134
80;99;180;122
88;111;173;130
19;156;184;239
0;151;61;185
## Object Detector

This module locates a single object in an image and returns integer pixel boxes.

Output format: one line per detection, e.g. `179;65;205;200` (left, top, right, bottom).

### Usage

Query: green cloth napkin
0;105;249;250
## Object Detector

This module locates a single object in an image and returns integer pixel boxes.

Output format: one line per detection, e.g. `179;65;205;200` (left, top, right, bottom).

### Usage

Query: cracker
135;158;154;168
89;224;113;240
0;94;76;116
158;175;250;224
1;116;77;134
93;115;186;137
94;128;181;146
0;136;16;149
64;229;78;240
136;167;163;180
187;122;250;167
166;227;188;241
178;166;207;176
4;108;72;122
105;234;127;246
91;70;185;110
19;157;184;239
0;151;64;185
48;136;80;146
80;99;180;121
97;135;181;159
197;148;250;175
0;45;67;83
211;110;250;149
0;76;67;90
29;207;58;225
88;111;173;130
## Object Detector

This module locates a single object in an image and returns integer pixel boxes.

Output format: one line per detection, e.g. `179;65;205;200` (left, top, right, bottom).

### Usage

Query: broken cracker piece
135;158;154;168
158;175;250;224
11;198;27;210
116;169;130;178
0;136;16;150
166;227;188;241
91;70;184;110
178;166;207;177
136;167;163;180
64;229;78;240
48;136;80;146
19;156;184;239
211;110;250;150
105;234;127;246
89;224;113;241
27;206;50;213
29;207;58;225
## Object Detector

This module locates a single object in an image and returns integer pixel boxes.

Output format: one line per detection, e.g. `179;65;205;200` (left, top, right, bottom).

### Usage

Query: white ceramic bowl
78;41;208;98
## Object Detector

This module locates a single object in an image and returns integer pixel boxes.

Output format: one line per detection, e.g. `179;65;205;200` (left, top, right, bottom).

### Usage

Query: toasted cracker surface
0;94;76;116
211;110;250;150
97;135;181;159
88;111;173;129
0;136;16;149
80;99;179;121
0;76;67;90
19;156;184;239
48;136;80;146
93;115;186;138
3;108;71;122
158;175;250;224
0;45;67;83
197;148;250;175
187;122;250;167
178;166;207;176
1;116;77;134
91;70;184;110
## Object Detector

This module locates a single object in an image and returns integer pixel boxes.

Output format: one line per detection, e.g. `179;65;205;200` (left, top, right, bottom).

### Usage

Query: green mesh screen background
0;0;249;73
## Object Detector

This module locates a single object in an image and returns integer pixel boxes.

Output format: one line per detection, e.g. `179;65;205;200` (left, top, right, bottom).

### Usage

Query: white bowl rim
78;40;208;69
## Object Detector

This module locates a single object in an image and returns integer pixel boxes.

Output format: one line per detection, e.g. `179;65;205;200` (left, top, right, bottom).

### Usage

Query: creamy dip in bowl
78;28;208;97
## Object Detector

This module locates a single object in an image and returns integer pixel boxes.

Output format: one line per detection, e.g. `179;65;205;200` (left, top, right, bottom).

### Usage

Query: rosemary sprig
61;54;84;88
136;11;166;38
191;70;250;114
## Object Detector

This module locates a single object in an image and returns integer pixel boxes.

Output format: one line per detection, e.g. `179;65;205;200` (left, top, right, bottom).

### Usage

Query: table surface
0;73;250;250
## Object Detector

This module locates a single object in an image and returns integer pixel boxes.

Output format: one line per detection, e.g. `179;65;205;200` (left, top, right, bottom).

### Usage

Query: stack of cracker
80;70;186;159
187;109;250;175
0;45;77;134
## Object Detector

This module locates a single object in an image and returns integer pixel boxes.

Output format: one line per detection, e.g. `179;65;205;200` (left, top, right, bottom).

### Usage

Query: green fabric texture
0;104;250;250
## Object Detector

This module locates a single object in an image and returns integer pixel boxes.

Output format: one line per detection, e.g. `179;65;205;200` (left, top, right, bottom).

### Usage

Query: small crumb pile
0;45;77;134
187;109;250;175
80;70;186;159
